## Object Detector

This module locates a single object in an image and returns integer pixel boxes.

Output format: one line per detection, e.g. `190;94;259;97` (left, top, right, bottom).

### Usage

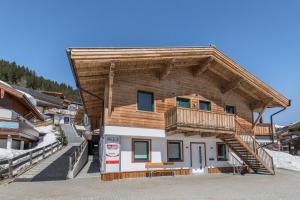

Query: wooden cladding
101;169;190;181
165;107;236;134
254;124;273;136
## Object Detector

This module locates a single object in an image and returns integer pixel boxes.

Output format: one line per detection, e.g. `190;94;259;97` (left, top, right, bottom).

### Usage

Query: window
199;101;211;111
167;141;183;162
225;105;236;114
132;139;151;162
176;98;190;108
137;91;154;112
217;143;227;161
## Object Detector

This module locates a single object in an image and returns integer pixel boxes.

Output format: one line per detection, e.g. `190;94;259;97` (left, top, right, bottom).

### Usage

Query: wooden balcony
165;107;236;135
254;124;273;136
0;119;39;141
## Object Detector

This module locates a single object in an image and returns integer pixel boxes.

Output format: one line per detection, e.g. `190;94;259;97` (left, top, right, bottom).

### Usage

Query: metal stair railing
235;119;275;174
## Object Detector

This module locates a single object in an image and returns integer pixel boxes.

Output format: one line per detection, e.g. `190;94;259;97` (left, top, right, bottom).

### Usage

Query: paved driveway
0;169;299;200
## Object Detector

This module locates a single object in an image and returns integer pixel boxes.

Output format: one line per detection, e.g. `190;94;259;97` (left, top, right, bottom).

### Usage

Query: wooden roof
67;47;290;129
0;82;44;121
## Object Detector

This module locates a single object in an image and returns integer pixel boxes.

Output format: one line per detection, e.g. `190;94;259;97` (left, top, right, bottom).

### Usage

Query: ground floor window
132;139;151;162
167;140;183;162
217;143;227;161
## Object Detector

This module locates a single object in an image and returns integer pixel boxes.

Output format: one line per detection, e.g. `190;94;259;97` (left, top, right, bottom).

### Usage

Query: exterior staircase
218;122;275;175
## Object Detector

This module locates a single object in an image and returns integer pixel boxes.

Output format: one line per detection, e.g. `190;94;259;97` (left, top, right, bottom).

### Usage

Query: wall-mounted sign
105;136;120;170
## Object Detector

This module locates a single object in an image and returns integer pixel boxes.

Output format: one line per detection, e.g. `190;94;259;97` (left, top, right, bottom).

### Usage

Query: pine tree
0;59;80;102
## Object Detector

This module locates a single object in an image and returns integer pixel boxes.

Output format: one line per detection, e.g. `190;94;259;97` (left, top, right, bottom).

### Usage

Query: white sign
105;136;120;172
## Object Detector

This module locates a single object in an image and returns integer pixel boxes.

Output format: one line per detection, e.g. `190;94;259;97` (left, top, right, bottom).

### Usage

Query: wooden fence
0;141;62;179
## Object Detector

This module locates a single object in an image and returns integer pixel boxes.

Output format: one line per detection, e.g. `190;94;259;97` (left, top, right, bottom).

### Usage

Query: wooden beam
108;62;115;117
221;77;244;94
252;106;267;129
192;57;214;77
249;97;273;111
0;88;4;99
158;60;175;80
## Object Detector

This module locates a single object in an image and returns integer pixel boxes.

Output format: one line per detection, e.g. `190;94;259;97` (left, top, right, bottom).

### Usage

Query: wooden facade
0;82;44;121
68;47;289;134
68;47;289;178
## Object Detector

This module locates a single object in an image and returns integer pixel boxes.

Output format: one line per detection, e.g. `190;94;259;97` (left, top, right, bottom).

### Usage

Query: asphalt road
0;169;299;200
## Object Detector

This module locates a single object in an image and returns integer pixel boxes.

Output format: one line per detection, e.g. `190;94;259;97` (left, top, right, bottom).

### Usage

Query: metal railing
231;152;244;175
68;140;87;172
236;120;275;174
0;141;63;179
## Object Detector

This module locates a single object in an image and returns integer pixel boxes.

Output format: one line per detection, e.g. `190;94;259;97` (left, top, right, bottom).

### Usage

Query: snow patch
266;149;300;171
0;125;58;160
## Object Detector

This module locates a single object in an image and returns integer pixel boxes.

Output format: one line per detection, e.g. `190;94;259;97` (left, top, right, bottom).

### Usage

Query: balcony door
190;143;206;174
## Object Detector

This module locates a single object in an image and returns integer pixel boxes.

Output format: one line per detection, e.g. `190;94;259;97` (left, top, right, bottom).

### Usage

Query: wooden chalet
68;47;290;180
277;122;300;155
0;82;43;149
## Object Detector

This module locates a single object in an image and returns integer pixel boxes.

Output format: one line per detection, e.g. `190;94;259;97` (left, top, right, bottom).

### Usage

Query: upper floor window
199;101;211;111
176;97;190;108
137;91;154;112
225;105;236;114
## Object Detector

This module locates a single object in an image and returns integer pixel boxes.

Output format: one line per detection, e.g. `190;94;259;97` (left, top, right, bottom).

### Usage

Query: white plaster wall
116;133;234;172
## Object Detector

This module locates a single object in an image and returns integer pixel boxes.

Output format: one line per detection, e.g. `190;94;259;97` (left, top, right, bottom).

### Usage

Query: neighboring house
14;86;64;113
15;86;82;125
68;47;290;180
277;122;300;155
41;91;72;108
0;81;44;149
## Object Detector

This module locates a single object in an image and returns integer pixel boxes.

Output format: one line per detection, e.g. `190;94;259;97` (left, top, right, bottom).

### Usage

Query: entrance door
191;143;206;174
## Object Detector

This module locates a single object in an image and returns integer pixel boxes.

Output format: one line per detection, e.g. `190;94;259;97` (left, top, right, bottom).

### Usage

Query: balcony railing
254;124;273;136
165;107;236;134
0;119;39;140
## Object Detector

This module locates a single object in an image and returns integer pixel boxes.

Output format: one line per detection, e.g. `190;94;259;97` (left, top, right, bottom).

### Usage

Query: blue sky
0;0;299;125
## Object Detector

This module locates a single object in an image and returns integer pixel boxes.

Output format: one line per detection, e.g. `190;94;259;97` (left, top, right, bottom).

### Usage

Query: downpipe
257;99;291;149
270;100;291;143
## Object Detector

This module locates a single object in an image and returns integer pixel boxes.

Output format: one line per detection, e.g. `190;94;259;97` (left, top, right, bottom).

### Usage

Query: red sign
106;160;120;164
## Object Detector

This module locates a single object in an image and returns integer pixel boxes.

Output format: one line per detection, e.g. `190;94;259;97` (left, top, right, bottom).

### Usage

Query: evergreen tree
0;59;80;102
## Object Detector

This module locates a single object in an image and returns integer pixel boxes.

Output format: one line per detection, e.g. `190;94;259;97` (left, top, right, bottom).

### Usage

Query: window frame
167;140;184;162
176;97;191;108
225;105;236;114
199;100;211;111
132;138;151;163
216;142;228;161
137;90;154;112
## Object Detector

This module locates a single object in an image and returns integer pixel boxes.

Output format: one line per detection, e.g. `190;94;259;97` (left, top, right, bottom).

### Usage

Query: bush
56;129;68;146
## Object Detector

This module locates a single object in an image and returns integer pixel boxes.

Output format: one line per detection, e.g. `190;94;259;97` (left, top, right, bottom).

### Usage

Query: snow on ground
0;125;58;160
35;125;58;148
266;149;300;171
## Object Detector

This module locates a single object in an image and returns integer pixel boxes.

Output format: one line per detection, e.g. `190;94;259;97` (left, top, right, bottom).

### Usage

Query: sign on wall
105;135;120;172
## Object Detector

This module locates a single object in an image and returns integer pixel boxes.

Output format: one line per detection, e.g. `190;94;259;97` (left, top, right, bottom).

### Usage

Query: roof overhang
0;82;44;121
67;47;290;129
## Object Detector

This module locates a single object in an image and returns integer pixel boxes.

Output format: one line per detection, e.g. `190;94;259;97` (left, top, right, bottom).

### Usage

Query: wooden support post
0;88;5;99
69;156;73;171
30;151;33;165
252;106;267;129
43;146;45;159
108;62;115;117
8;159;13;178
